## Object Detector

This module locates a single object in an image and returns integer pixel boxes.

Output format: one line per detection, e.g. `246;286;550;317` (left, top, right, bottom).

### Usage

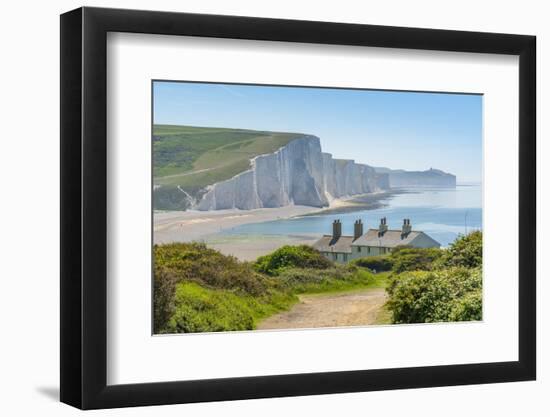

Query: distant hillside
373;167;456;188
154;125;301;187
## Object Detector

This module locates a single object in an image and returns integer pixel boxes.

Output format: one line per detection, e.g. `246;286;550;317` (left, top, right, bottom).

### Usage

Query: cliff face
374;167;456;188
196;136;389;210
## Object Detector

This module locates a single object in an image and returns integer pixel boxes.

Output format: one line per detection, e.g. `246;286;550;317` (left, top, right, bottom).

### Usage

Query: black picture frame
60;6;536;410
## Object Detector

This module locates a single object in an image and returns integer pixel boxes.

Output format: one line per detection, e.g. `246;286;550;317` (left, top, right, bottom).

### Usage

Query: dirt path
156;166;216;181
257;288;388;330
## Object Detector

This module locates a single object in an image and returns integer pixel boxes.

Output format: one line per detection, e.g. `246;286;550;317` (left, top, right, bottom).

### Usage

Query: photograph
152;81;483;334
152;80;483;334
51;4;540;412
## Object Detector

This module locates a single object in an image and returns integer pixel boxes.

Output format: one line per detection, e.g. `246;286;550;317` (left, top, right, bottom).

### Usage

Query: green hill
153;125;301;190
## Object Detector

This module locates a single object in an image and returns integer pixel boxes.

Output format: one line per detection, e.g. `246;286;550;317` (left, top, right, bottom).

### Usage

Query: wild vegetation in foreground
153;231;482;333
154;244;380;333
380;231;482;324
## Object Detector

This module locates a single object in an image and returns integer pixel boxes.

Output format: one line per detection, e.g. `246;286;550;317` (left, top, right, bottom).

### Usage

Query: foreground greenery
154;231;483;333
154;244;378;333
384;231;483;324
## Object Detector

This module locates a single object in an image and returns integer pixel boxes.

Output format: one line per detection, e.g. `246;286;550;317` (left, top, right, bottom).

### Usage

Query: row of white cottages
312;218;440;263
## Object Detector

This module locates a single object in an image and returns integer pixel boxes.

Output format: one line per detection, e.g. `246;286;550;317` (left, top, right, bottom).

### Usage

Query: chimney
401;218;412;237
378;217;388;236
332;219;342;239
354;219;363;240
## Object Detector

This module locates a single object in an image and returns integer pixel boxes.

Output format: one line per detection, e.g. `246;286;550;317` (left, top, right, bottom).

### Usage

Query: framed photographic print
60;6;536;409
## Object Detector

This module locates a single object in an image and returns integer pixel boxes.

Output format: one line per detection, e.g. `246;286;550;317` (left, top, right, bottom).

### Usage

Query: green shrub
166;282;297;333
153;267;178;334
386;267;482;324
276;264;374;293
351;256;393;272
154;242;284;332
351;247;442;274
254;245;332;275
439;231;482;269
390;247;443;273
449;289;482;321
154;242;272;296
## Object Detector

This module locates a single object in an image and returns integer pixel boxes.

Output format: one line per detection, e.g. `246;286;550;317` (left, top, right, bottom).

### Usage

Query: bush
352;247;442;274
167;283;255;332
449;289;482;321
386;267;482;324
154;242;272;296
254;245;332;275
276;265;374;293
153;267;178;334
166;282;296;333
439;231;482;269
351;256;393;272
390;247;443;273
154;242;283;332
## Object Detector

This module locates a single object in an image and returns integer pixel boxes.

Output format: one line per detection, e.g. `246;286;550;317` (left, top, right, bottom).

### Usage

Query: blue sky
153;81;482;182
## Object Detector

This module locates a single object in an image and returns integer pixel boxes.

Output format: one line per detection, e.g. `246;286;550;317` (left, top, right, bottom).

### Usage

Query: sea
221;183;482;248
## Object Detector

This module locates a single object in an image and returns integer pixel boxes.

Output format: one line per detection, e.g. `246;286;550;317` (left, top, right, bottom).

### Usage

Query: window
358;246;362;252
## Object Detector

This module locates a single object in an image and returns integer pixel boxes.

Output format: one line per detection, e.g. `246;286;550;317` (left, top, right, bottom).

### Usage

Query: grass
287;270;390;295
166;282;298;333
154;242;394;333
155;233;482;333
156;237;485;333
165;270;390;333
372;303;393;325
153;125;303;189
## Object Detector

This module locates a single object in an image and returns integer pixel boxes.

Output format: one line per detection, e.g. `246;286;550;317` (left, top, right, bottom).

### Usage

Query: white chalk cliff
196;135;389;210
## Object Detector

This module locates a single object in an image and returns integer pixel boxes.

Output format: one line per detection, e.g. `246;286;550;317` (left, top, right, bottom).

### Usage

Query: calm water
223;184;482;247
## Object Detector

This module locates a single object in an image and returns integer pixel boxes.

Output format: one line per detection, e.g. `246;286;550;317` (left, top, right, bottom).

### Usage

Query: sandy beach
154;205;321;242
154;192;394;261
154;205;324;260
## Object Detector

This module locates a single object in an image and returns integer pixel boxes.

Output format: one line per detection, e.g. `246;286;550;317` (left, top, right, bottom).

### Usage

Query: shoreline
153;191;399;260
300;189;407;216
154;204;322;245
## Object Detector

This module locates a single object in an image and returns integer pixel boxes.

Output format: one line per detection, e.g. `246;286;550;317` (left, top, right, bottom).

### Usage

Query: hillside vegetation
384;231;483;323
154;244;377;333
153;125;301;189
153;231;483;333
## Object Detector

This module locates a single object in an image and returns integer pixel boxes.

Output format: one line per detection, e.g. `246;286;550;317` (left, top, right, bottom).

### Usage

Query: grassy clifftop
153;125;302;190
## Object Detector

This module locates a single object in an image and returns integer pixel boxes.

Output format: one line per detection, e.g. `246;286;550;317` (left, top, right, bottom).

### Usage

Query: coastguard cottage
312;218;440;263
